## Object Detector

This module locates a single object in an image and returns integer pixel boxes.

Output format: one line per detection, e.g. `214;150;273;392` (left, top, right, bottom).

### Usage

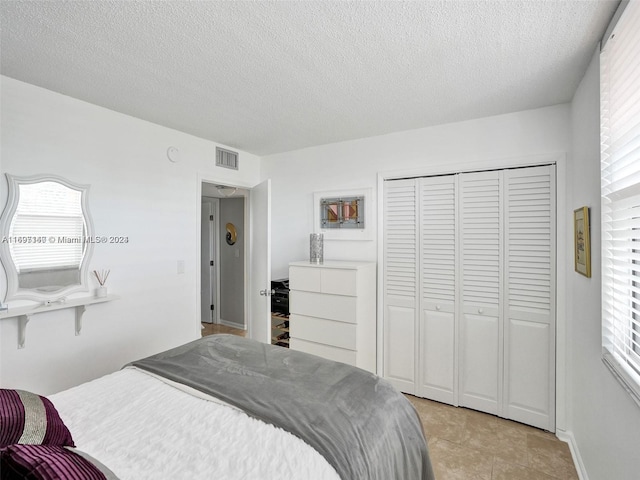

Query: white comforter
50;367;340;480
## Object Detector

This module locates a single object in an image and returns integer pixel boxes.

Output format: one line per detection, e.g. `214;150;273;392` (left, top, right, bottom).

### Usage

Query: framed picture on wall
574;206;591;278
313;187;373;241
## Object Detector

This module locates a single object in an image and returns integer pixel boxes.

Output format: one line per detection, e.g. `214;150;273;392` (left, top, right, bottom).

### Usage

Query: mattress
50;367;340;480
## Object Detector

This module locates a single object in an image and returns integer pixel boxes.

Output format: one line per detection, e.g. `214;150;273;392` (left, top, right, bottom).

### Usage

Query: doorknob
260;289;275;296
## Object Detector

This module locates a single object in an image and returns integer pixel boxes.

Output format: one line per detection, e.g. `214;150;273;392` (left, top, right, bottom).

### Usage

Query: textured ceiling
0;1;619;156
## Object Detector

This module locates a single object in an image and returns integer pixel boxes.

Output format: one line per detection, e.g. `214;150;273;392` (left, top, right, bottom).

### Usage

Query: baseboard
219;319;245;330
556;429;588;480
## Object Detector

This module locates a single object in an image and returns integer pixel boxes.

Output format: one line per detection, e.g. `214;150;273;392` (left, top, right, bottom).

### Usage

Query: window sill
602;350;640;409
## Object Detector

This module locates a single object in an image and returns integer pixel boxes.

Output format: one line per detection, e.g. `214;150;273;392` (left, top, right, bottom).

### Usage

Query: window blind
9;182;86;272
601;0;640;406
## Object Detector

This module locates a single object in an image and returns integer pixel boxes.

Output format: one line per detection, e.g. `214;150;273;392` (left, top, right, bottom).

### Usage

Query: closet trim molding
375;150;568;435
378;152;563;181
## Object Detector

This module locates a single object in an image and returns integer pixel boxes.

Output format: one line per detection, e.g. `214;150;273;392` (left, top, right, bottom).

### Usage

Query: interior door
249;179;271;343
200;201;215;323
383;178;418;394
503;165;556;430
458;170;503;416
418;175;457;405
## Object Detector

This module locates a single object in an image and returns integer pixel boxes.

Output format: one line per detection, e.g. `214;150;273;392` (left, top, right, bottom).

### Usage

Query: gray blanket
129;334;434;480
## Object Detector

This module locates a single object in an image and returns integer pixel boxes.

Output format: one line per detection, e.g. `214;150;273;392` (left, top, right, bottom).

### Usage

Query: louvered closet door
503;165;555;431
418;175;457;404
459;171;503;415
383;179;418;393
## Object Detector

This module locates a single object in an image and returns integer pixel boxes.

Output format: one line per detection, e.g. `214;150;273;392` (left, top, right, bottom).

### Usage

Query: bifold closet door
383;178;418;394
417;175;457;404
458;170;503;415
503;165;555;430
382;165;556;430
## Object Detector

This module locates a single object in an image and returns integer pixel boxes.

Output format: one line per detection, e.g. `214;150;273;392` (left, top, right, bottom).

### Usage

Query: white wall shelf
0;295;119;349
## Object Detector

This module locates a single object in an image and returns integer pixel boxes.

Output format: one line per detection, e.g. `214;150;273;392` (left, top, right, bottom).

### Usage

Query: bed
4;334;434;480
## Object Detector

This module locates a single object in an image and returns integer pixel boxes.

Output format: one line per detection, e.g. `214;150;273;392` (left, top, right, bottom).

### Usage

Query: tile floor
407;395;578;480
202;323;577;479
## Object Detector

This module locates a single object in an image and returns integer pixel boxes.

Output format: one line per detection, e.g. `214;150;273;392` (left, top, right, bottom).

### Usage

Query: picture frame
574;206;591;278
313;187;373;241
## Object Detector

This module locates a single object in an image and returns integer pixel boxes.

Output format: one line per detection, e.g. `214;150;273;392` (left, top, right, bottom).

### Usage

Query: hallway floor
201;322;246;337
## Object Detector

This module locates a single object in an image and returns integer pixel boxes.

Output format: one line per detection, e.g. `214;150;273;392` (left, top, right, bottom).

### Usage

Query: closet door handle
435;305;441;311
478;307;484;314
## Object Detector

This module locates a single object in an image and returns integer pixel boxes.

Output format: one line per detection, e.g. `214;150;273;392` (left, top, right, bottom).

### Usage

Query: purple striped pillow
0;444;109;480
0;389;74;448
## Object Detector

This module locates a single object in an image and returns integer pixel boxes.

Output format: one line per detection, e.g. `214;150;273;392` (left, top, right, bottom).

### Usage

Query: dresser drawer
290;314;356;350
320;268;357;296
290;338;357;366
289;266;321;292
289;290;357;323
289;265;358;296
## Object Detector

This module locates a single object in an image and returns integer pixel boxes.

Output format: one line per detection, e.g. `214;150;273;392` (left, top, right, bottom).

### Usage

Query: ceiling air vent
216;147;239;170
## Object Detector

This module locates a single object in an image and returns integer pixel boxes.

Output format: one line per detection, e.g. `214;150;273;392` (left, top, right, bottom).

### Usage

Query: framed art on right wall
574;206;591;278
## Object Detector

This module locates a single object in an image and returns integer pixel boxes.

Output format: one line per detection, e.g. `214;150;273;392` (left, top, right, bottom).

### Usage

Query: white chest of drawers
288;260;376;373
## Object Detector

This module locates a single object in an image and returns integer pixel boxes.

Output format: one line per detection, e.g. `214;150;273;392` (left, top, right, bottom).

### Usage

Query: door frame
196;176;254;338
376;151;568;434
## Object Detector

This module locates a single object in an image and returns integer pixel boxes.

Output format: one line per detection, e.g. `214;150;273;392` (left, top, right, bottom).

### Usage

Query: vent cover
216;147;239;170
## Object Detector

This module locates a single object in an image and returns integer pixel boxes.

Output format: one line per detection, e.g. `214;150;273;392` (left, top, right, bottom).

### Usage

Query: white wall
0;76;261;394
264;104;571;279
219;197;245;327
568;49;640;480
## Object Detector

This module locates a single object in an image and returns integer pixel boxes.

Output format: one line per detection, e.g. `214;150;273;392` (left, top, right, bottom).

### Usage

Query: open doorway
197;178;272;343
201;182;247;335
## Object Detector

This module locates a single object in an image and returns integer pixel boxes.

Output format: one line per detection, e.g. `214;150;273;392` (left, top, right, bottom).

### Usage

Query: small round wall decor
226;223;237;245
